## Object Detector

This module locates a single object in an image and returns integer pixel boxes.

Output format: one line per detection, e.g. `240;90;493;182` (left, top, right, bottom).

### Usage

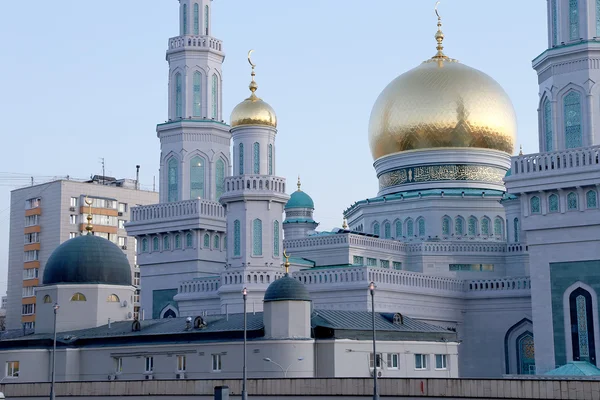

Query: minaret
283;177;319;239
157;0;231;203
534;1;600;152
219;52;290;312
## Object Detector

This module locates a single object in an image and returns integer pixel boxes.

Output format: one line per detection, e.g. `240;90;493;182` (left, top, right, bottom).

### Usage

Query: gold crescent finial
247;49;258;95
297;175;301;191
342;218;349;230
247;49;256;68
84;196;94;234
431;0;449;62
435;1;441;19
283;250;291;274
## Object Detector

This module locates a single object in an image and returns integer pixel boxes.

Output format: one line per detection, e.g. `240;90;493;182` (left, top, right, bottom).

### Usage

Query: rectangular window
114;357;123;373
5;361;19;378
22;287;35;298
387;353;399;369
134;272;140;286
70;215;77;225
23;268;39;280
118;237;127;247
21;304;35;315
393;261;402;270
435;354;447;370
415;354;428;370
449;264;494;272
24;250;39;262
69;232;78;239
177;355;186;372
85;214;118;227
23;322;34;330
70;197;78;207
24;232;40;244
86;197;118;209
24;215;39;227
118;203;127;213
118;220;125;229
25;198;41;209
367;258;377;266
380;260;390;269
352;256;364;265
211;354;222;372
144;356;154;373
369;353;383;369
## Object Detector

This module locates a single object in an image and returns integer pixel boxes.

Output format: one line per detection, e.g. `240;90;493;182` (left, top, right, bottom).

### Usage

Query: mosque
0;0;598;381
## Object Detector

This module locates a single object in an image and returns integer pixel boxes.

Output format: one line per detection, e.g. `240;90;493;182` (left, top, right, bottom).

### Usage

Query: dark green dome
285;190;314;210
43;234;132;286
264;274;311;302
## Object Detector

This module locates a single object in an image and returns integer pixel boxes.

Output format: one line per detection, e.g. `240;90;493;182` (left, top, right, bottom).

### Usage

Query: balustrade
511;145;600;176
130;199;225;222
464;277;531;292
168;35;222;51
224;175;286;194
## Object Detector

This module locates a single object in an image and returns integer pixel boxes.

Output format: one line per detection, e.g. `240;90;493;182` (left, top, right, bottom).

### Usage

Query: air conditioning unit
369;368;383;378
108;374;117;381
118;212;123;216
69;207;76;212
176;372;186;379
144;374;154;380
121;245;127;250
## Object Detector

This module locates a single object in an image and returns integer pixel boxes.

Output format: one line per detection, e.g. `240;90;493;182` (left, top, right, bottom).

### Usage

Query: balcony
167;35;223;52
509;145;600;177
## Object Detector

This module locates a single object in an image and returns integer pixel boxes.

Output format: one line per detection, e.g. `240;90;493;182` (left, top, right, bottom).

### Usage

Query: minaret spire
84;196;94;234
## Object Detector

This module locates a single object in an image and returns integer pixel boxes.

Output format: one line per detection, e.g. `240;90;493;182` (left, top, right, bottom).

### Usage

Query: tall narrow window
481;218;490;236
406;219;414;237
552;0;558;45
564;91;582;148
494;217;503;238
455;217;464;236
517;333;536;375
215;159;225;199
190;156;205;199
186;233;193;248
193;3;199;35
587;190;598;209
530;196;541;214
384;222;391;239
513;218;520;242
549;194;559;212
212;74;218;119
168;158;178;202
204;5;209;35
234;220;241;256
273;220;280;256
373;222;380;236
182;4;188;35
163;235;170;250
395;220;402;237
268;144;273;175
204;233;210;248
570;288;596;363
252;219;262;256
568;192;579;210
193;72;202;117
468;217;477;236
417;218;425;237
153;237;159;251
253;142;260;174
442;217;450;236
175;73;183;118
597;0;600;36
543;100;553;151
239;143;244;175
214;234;220;250
569;0;579;40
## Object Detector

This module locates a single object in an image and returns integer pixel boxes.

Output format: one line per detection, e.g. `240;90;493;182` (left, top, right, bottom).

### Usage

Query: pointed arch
253;142;260;174
569;0;579;40
586;189;598;209
372;221;380;237
193;71;202;117
268;144;273;175
182;3;188;35
530;196;541;214
234;220;241;256
203;233;210;248
213;234;220;250
394;218;402;237
193;3;200;35
383;220;391;239
504;318;534;374
252;219;262;256
405;218;414;237
417;217;425;237
211;73;218;119
190;155;206;199
273;220;280;256
467;216;478;236
564;90;583;148
163;235;170;250
160;304;178;319
494;217;504;239
455;216;465;236
563;281;600;364
167;157;179;202
513;218;520;242
567;191;579;210
442;216;451;236
153;236;160;251
481;216;491;236
175;72;183;118
549;193;559;212
542;98;553;151
215;158;225;199
239;143;244;175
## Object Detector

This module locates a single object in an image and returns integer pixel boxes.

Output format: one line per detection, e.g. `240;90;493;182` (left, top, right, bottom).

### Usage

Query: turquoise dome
264;274;311;302
285;190;314;210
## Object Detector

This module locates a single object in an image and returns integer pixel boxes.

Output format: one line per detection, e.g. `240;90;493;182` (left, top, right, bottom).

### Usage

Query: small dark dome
264;274;311;302
43;234;132;286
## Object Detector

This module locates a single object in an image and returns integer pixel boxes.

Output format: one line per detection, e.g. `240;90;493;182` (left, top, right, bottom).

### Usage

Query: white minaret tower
534;0;600;152
219;53;290;312
158;0;231;203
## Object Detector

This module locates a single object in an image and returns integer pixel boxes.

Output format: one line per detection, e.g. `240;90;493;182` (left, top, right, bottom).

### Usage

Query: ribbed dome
43;235;132;286
264;274;311;302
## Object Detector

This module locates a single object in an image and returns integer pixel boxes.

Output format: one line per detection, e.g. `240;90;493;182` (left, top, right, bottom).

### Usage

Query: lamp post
242;288;248;400
263;357;304;378
50;303;59;400
369;282;379;400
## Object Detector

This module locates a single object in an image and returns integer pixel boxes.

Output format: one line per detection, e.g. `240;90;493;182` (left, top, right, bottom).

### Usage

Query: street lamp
263;357;304;378
242;288;248;400
369;282;379;400
50;303;59;400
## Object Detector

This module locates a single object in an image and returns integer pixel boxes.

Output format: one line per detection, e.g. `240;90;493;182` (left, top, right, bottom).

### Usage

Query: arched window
43;295;52;304
373;222;380;236
455;217;464;236
513;218;520;242
442;216;451;236
175;234;181;249
186;233;193;248
569;0;579;40
71;293;86;302
384;222;391;239
564;91;582;148
190;156;205;199
215;159;225;199
204;5;209;35
273;220;280;256
530;196;541;214
193;71;202;117
203;233;210;248
549;194;559;212
468;216;477;236
168;158;178;202
587;190;598;208
163;235;170;250
597;0;600;36
417;218;425;237
239;143;244;175
175;73;183;118
211;74;218;119
568;192;578;210
193;3;199;35
481;217;490;236
213;234;220;249
223;235;227;250
182;4;188;35
153;237;159;251
517;333;536;375
552;0;558;45
107;294;120;303
234;220;241;256
142;238;148;252
569;288;597;363
543;100;553;151
268;144;273;175
395;220;402;237
406;219;414;237
253;219;262;256
253;142;260;174
494;217;504;238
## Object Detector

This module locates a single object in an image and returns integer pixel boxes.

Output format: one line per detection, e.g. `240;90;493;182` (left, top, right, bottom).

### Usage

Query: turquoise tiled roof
283;218;317;224
544;361;600;376
285;190;315;209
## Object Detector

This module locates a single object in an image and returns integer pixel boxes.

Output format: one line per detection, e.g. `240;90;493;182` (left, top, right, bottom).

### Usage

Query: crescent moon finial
435;0;441;20
247;49;256;68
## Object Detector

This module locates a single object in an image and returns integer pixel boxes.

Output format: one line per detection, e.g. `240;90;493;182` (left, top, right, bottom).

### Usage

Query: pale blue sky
0;0;546;295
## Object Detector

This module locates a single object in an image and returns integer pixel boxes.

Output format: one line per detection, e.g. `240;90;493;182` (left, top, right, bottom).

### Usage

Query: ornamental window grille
211;74;218;119
204;233;210;248
373;222;380;237
215;159;225;199
569;288;596;363
530;196;541;214
193;3;199;35
175;73;183;118
182;4;188;35
193;71;202;117
168;158;178;202
253;142;260;174
268;144;273;175
564;91;582;148
587;190;598;208
395;220;402;237
253;219;262;256
384;222;391;239
544;100;553;151
597;0;600;36
568;192;578;210
406;219;414;237
204;5;209;35
552;0;558;45
577;295;590;360
186;233;193;248
569;0;579;40
142;238;148;252
481;217;490;235
455;217;464;235
190;156;205;199
239;143;244;175
549;194;559;212
353;256;364;265
234;220;241;256
442;217;450;236
418;218;425;237
273;220;280;256
468;217;477;236
153;237;159;251
175;234;181;249
494;217;503;238
517;333;536;375
513;218;520;242
214;234;220;249
163;235;170;250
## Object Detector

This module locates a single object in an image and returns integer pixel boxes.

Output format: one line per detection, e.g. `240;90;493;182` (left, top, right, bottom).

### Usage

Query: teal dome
285;190;314;210
43;234;132;286
264;274;311;302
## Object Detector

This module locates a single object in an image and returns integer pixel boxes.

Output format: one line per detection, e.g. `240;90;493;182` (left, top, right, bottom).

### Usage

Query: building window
176;355;187;372
549;194;559;212
118;203;127;213
70;293;86;302
569;288;596;363
114;357;123;374
450;264;494;272
193;3;199;35
455;217;464;236
153;237;160;251
182;3;188;34
387;353;399;369
234;220;241;256
481;217;490;235
43;295;52;303
22;287;35;298
239;143;244;175
373;222;380;236
395;220;402;237
24;215;39;227
586;190;598;209
494;217;504;238
442;216;450;236
175;73;183;118
118;220;125;229
569;0;579;40
543;100;553;151
380;260;390;269
215;159;225;199
24;232;40;244
369;353;382;369
252;142;260;174
107;294;120;302
5;361;19;378
204;4;209;34
597;0;600;36
415;354;428;370
513;218;520;242
564;91;582;148
118;237;127;247
273;220;280;256
69;215;77;225
142;238;148;252
552;0;558;45
203;233;210;248
353;256;364;265
168;158;179;202
190;156;205;199
70;197;78;207
517;333;536;374
175;234;182;249
417;218;425;236
193;71;202;117
21;304;35;315
186;233;193;248
213;234;220;250
212;74;218;119
393;261;402;270
468;216;477;236
163;235;170;250
435;354;448;370
383;222;391;239
145;356;154;373
567;192;578;210
223;235;227;250
406;219;414;237
25;198;41;209
24;250;39;262
211;354;222;372
530;196;541;214
268;144;273;175
367;258;377;267
252;219;262;256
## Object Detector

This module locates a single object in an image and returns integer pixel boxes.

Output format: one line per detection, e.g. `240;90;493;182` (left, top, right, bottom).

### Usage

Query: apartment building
5;177;158;330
